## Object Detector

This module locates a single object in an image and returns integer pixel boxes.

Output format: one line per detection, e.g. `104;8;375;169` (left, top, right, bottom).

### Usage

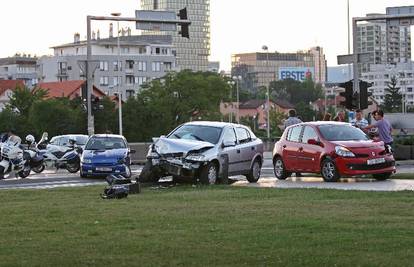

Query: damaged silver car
138;121;264;184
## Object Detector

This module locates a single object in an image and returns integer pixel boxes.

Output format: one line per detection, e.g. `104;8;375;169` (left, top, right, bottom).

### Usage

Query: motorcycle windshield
6;136;22;146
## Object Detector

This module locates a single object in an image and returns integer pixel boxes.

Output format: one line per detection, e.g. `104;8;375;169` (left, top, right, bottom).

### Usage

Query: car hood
331;140;384;148
83;149;128;163
153;137;214;155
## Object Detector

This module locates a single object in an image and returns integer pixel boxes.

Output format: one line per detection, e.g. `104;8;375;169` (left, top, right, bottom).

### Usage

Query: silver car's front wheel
200;162;218;185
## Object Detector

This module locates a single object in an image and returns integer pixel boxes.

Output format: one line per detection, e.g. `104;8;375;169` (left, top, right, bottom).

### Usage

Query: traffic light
359;80;373;110
91;96;104;114
339;80;354;110
178;8;190;38
339;80;360;110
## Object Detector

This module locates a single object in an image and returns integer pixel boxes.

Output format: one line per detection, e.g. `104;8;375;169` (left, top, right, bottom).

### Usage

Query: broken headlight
185;154;206;162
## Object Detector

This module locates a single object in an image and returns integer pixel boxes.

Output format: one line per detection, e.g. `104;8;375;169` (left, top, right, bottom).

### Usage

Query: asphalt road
0;158;413;191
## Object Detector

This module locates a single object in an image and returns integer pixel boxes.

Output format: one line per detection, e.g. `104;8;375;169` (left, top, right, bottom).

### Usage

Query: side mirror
222;140;236;148
308;139;323;147
130;149;136;154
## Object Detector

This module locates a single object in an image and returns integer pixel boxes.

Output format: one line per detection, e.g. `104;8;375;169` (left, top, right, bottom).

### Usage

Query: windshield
74;136;88;145
318;124;369;141
85;137;127;150
169;125;223;144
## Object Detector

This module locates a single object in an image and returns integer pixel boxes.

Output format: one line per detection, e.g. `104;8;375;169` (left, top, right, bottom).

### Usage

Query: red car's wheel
321;158;340;182
273;157;291;180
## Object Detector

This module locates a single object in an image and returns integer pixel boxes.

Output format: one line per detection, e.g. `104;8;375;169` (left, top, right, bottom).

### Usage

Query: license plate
367;158;385;165
96;167;112;172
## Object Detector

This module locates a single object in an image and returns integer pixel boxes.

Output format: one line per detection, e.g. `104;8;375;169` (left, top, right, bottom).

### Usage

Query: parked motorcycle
0;135;31;179
24;134;46;174
37;132;83;173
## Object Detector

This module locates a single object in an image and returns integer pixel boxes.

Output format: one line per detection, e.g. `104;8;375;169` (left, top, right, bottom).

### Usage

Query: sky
1;0;413;71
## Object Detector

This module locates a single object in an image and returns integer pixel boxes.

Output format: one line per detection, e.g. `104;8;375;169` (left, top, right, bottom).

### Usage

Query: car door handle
237;149;241;153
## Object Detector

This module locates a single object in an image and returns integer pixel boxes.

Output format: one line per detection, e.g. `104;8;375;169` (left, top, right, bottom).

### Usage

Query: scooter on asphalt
0;135;31;179
24;134;46;174
37;132;83;173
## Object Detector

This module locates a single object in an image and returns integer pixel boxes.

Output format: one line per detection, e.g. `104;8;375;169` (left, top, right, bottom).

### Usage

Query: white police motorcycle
37;133;82;173
0;135;31;179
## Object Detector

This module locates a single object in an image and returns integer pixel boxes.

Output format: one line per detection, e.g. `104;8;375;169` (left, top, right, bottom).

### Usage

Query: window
302;126;318;144
113;76;121;86
99;61;108;71
126;75;134;85
138;61;147;72
152;62;161;72
135;76;147;85
126;60;134;70
139;47;147;54
236;127;251;144
113;61;121;71
99;76;109;86
222;128;237;145
287;126;302;142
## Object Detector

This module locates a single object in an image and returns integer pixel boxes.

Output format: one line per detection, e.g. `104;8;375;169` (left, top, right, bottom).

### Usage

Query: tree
265;78;323;106
295;101;316;122
94;96;117;134
29;98;84;137
382;76;402;113
8;86;48;118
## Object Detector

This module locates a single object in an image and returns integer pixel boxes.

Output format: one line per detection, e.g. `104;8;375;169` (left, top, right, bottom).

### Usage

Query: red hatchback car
273;121;396;182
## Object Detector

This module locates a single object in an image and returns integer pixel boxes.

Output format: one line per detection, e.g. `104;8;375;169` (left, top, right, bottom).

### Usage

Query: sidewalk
263;152;414;166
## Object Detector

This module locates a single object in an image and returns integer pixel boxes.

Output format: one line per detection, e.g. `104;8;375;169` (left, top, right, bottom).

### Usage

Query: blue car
80;134;134;178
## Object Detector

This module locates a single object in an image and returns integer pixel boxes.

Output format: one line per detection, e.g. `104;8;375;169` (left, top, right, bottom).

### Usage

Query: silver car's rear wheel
246;159;261;183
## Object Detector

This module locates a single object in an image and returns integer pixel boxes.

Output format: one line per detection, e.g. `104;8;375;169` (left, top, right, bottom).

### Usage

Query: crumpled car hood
153;137;214;155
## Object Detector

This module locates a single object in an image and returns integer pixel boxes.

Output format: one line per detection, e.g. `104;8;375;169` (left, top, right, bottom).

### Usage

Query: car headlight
82;159;92;164
185;154;206;161
335;146;355;158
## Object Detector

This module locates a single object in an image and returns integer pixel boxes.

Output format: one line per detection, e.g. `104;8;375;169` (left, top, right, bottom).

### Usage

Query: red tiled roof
36;80;106;99
239;99;294;109
0;80;25;96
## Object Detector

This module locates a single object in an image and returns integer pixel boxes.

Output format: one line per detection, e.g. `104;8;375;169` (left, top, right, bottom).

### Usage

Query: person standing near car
284;109;303;177
350;109;368;130
334;110;346;122
365;110;393;146
284;109;302;129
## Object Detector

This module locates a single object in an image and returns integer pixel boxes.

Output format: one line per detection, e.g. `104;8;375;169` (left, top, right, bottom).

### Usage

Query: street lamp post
262;45;270;139
111;12;123;135
227;80;235;122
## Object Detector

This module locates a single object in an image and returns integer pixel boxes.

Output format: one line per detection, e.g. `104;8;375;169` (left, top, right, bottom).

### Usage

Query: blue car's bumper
81;163;129;177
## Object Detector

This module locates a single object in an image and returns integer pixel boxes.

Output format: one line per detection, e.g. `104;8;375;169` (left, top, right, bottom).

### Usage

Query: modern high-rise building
361;62;414;109
140;0;211;72
357;9;411;74
231;47;327;93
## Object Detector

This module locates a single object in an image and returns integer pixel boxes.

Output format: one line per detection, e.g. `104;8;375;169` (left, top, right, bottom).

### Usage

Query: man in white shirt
350;109;368;130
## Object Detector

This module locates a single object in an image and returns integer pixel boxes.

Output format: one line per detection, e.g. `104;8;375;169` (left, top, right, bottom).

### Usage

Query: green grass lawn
0;186;413;267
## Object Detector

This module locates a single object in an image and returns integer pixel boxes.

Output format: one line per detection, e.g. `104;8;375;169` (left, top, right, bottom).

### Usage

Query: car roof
183;121;248;128
51;134;88;139
91;134;126;139
288;121;351;128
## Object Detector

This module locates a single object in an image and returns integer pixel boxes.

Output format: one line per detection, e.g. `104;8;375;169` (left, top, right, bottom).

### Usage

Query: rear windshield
74;136;88;145
169;125;223;144
85;137;127;150
318;124;369;141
